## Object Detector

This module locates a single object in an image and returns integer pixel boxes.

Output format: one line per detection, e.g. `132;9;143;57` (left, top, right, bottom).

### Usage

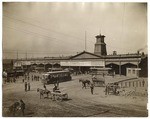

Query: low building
126;68;141;78
11;33;147;77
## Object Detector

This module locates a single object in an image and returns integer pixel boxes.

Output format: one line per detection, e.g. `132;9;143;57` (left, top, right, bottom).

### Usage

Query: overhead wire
3;10;84;41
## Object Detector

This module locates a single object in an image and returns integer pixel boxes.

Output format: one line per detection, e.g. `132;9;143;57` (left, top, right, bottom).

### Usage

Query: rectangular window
136;81;138;87
129;82;131;87
133;69;135;74
125;82;127;87
133;82;134;87
139;82;141;87
128;69;131;74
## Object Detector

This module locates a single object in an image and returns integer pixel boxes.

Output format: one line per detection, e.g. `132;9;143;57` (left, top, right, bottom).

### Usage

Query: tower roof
95;34;105;38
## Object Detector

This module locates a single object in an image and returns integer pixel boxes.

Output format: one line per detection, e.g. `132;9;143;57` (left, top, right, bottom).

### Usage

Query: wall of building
139;56;148;77
126;68;140;77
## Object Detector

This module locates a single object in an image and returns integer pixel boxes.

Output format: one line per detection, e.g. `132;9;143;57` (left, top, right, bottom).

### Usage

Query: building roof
70;51;102;60
104;53;141;59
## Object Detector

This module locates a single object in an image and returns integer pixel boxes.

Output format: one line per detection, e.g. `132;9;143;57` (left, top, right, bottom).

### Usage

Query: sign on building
60;61;105;67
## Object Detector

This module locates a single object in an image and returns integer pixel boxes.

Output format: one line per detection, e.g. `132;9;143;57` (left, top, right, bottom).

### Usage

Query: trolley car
41;70;71;84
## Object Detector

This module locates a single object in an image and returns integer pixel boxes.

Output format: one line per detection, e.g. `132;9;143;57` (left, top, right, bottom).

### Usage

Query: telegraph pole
85;31;87;51
26;51;27;60
17;50;18;60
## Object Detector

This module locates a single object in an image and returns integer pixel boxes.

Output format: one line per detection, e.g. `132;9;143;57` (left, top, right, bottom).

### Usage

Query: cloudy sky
3;2;147;59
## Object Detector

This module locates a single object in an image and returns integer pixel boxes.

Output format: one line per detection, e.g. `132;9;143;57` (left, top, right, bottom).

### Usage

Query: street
2;74;148;117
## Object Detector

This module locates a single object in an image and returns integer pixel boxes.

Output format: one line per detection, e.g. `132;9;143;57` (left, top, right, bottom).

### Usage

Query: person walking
90;82;94;94
105;84;108;95
25;82;27;92
32;75;33;81
20;100;25;116
82;82;86;89
44;84;46;90
28;82;30;91
28;76;30;81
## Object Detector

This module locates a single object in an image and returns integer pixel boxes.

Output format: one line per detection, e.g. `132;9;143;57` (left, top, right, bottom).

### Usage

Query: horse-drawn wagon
106;83;120;95
37;88;68;101
51;90;68;101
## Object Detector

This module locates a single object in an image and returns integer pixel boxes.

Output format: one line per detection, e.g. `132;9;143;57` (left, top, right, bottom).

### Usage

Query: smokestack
113;51;117;55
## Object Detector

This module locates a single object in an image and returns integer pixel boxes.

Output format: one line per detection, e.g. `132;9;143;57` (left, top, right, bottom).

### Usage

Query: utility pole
26;51;27;60
85;31;87;51
99;29;101;35
17;50;18;60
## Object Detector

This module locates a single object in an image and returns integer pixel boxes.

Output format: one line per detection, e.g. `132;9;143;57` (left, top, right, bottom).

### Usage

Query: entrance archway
106;63;119;74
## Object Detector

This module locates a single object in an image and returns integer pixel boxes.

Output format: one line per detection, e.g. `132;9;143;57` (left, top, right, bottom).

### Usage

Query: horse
37;88;51;99
79;79;91;88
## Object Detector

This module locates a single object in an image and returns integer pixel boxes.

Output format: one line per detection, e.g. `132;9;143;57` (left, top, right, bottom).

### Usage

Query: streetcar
41;70;72;84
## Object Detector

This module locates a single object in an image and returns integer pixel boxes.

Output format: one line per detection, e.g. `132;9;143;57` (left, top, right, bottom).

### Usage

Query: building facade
12;34;147;77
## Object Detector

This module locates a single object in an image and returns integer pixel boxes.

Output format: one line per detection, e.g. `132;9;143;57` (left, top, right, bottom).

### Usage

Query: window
139;81;141;87
128;69;131;74
125;82;127;87
133;69;135;74
133;82;134;87
129;82;131;87
136;81;138;87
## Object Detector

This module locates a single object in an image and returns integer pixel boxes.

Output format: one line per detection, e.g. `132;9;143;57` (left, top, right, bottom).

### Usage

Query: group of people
4;77;16;84
32;75;40;81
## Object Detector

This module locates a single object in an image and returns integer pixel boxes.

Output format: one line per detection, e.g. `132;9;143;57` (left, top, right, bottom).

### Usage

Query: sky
2;2;147;59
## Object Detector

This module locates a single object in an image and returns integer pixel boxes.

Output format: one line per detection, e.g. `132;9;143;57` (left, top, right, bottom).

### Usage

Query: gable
70;51;101;60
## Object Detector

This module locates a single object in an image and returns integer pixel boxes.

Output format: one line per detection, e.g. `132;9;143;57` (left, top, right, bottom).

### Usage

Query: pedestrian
82;82;86;89
56;79;59;88
22;78;24;83
44;84;46;90
105;84;109;95
20;99;25;116
32;75;33;81
28;76;30;81
90;82;94;94
28;82;30;91
25;82;27;92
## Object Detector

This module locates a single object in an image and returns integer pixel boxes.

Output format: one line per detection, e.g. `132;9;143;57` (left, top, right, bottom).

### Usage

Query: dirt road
2;74;148;117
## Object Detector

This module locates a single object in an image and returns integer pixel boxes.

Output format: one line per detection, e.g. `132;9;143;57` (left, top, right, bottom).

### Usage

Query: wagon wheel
49;93;52;99
52;94;55;101
56;95;62;102
65;94;68;99
59;96;63;102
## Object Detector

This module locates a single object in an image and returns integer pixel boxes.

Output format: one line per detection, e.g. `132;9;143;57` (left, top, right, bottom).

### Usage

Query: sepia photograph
2;1;148;117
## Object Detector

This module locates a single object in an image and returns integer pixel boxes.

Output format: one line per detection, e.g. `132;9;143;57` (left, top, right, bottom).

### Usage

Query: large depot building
13;34;147;77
